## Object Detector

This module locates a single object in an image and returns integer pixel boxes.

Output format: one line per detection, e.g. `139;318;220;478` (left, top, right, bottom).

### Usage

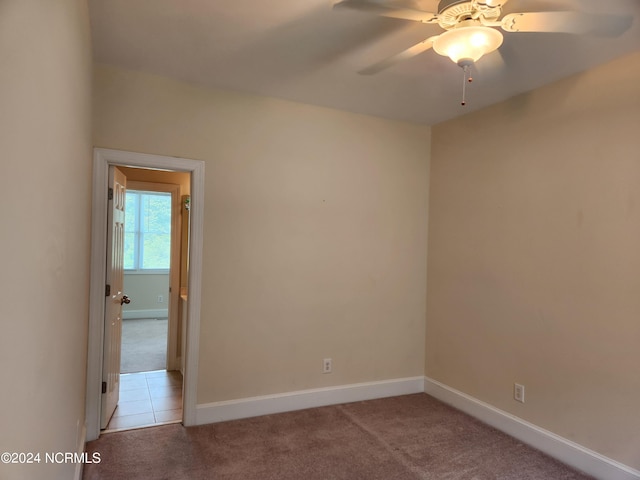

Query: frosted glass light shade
433;26;503;65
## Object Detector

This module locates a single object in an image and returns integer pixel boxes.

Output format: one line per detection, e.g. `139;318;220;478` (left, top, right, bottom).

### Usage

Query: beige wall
0;1;92;479
122;274;169;316
427;51;640;469
93;64;431;403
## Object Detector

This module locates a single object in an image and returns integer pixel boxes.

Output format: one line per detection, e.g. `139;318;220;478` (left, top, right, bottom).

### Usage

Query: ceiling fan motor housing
437;0;502;29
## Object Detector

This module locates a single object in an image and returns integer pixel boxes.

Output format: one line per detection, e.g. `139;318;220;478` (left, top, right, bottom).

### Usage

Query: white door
101;167;128;429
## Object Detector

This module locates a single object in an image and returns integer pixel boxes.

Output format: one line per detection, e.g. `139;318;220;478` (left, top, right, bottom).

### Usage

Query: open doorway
104;175;187;432
121;185;173;374
86;148;204;442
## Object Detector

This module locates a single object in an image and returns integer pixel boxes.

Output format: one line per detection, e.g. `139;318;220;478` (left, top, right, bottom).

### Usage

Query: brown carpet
83;393;593;480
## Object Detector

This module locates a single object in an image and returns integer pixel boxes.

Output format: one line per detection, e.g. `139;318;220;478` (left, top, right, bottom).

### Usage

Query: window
124;190;172;271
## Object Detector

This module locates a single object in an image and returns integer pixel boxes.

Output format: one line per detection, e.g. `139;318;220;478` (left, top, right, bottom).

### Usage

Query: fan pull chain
461;64;473;106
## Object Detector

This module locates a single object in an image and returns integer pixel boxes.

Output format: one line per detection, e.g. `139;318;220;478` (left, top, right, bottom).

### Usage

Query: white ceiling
88;0;640;125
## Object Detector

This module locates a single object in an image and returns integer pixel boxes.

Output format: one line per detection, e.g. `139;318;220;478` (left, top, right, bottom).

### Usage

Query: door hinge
105;284;111;297
101;381;107;394
108;187;113;200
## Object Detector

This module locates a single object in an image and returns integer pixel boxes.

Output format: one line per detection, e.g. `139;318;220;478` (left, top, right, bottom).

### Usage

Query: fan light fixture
335;0;634;106
433;25;503;66
432;24;503;105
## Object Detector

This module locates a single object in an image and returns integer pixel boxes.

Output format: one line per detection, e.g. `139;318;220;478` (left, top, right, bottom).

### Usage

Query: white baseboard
122;309;168;320
196;376;425;425
424;377;640;480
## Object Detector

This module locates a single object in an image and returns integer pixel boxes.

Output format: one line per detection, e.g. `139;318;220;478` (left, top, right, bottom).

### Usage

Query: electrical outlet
323;358;332;374
157;295;163;303
514;383;525;403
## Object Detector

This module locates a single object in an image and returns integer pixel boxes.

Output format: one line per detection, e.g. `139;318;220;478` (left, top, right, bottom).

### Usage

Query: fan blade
501;11;632;37
333;0;438;23
358;35;439;75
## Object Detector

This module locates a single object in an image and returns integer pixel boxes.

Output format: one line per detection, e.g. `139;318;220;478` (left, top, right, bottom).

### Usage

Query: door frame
86;148;205;441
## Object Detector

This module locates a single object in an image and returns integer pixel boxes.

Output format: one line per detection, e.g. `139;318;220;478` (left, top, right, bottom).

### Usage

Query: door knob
121;295;131;305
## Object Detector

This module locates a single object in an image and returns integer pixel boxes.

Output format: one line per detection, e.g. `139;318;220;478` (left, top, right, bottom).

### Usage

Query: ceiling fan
333;0;632;97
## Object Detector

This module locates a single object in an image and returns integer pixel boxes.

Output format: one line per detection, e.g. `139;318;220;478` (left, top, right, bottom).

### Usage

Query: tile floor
104;370;183;432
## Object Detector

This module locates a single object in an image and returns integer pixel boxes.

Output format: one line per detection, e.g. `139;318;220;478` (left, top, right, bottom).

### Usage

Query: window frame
124;181;179;275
